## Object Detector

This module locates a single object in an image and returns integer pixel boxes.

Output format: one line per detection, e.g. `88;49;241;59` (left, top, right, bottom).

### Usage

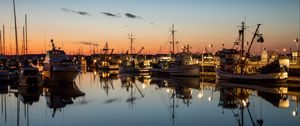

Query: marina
0;0;300;125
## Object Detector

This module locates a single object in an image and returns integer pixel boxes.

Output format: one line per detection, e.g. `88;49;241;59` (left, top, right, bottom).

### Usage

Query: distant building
292;51;300;64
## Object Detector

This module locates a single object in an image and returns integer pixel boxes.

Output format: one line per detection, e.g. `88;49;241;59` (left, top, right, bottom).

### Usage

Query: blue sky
0;0;299;54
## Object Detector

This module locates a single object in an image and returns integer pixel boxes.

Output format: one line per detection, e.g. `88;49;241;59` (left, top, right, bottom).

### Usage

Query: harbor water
0;72;299;126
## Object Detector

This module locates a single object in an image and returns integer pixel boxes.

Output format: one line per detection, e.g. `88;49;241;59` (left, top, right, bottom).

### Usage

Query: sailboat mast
25;14;28;55
22;26;25;55
2;25;5;55
0;30;2;55
13;0;19;58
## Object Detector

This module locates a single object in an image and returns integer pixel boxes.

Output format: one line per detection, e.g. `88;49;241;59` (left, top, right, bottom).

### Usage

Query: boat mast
2;25;5;55
0;30;2;55
13;0;19;58
103;42;109;55
128;32;135;55
240;22;245;57
22;26;25;55
170;24;177;55
25;14;28;55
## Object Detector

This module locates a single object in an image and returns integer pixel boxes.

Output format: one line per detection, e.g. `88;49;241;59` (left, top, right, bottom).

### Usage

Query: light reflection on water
0;72;299;126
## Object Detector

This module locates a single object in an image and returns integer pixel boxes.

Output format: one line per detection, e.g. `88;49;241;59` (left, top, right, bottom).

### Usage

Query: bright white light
198;92;203;98
242;100;247;107
292;111;297;116
208;96;212;101
166;89;170;93
283;48;286;52
142;84;146;89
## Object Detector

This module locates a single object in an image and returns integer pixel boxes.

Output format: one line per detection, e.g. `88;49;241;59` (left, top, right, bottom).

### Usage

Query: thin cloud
61;8;90;16
101;12;120;18
76;11;90;16
125;13;142;19
61;8;71;12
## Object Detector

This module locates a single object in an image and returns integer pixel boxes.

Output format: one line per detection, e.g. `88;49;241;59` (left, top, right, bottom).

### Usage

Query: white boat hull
167;64;200;77
216;69;288;82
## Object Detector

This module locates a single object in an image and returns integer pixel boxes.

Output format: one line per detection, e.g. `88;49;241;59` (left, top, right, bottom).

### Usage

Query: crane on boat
75;42;99;55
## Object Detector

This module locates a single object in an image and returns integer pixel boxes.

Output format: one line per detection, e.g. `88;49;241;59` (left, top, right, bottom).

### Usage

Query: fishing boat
120;56;152;73
97;42;119;70
119;33;152;73
216;22;289;82
166;45;200;76
151;25;199;76
150;55;172;75
43;39;80;83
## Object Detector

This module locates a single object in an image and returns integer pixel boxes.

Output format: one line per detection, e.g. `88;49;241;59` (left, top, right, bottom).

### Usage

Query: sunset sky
0;0;299;55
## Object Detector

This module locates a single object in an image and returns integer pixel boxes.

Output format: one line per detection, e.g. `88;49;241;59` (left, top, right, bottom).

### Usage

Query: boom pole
246;24;261;57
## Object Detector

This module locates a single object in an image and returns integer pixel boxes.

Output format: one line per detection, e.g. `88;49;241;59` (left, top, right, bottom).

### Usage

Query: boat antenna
128;32;135;55
169;24;178;55
51;39;56;50
103;41;109;55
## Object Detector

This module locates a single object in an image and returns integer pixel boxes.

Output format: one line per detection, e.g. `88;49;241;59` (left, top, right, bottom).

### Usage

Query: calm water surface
0;72;299;126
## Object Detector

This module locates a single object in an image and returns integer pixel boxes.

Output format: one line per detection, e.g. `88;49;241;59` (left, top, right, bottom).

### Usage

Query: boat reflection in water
216;80;300;126
99;70;119;95
14;85;43;126
151;76;216;124
44;83;85;117
18;86;43;105
120;74;145;109
0;71;299;126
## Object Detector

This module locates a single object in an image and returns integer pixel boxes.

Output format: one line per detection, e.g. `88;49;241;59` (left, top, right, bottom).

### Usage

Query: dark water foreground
0;72;299;126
